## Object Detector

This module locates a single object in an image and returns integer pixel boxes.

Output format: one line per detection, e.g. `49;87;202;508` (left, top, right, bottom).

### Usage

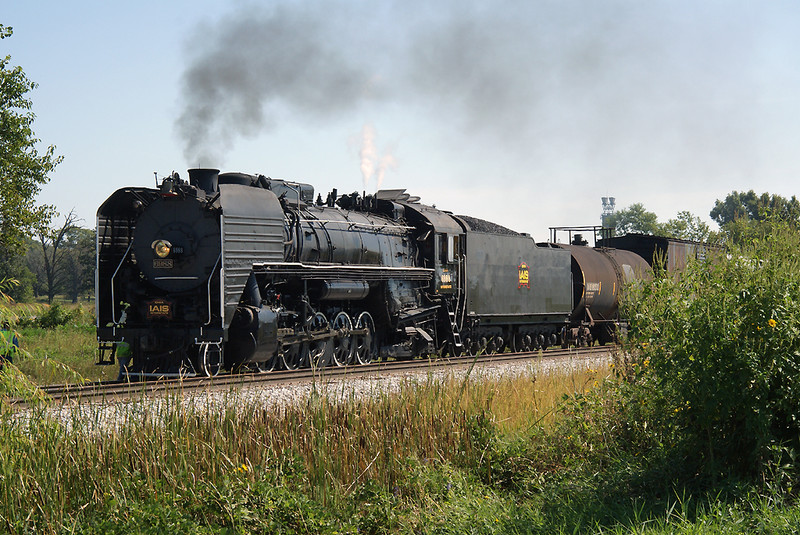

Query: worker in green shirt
0;322;19;368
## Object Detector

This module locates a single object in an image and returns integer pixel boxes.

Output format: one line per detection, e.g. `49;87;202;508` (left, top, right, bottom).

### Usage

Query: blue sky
5;1;800;240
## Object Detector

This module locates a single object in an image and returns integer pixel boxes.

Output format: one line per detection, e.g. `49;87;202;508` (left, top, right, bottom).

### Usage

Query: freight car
597;233;714;271
96;169;649;379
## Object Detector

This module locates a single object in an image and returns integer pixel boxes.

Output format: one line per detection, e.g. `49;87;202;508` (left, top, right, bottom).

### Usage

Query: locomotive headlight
152;240;172;258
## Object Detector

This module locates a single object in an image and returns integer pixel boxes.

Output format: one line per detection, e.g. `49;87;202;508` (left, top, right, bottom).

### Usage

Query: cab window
439;234;459;263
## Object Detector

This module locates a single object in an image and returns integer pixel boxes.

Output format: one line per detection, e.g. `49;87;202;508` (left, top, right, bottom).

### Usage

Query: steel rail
11;345;615;407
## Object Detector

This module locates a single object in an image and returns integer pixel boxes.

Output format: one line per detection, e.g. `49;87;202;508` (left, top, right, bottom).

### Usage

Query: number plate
153;259;173;269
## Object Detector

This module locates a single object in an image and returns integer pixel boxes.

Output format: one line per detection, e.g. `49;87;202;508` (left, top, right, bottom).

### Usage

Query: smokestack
188;168;220;195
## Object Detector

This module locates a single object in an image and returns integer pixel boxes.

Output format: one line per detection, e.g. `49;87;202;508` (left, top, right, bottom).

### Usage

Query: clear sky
5;0;800;240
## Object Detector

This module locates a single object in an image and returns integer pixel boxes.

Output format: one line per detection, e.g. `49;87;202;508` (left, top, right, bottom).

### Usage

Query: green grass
4;302;117;384
16;324;117;383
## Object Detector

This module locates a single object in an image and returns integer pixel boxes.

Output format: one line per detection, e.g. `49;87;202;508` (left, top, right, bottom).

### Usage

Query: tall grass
3;263;800;532
0;360;604;533
1;352;797;533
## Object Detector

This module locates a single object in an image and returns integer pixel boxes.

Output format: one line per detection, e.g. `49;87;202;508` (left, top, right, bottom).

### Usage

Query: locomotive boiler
96;168;649;379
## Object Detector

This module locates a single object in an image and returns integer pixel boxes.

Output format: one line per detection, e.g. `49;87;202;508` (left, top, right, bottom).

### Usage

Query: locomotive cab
435;233;461;294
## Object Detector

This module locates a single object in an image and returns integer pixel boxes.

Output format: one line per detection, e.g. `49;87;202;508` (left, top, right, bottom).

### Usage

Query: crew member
0;322;19;368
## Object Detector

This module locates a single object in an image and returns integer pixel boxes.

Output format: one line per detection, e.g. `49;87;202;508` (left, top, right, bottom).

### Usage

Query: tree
606;203;714;242
710;190;800;227
62;227;95;303
660;211;713;243
0;251;34;301
605;203;661;236
710;191;800;245
0;25;62;264
35;210;78;304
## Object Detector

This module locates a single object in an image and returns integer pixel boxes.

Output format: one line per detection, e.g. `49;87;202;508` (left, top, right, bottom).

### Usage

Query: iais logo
518;262;530;289
146;298;173;319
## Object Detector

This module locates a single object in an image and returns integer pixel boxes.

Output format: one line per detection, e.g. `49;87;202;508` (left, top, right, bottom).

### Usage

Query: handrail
110;241;134;324
205;253;222;326
458;253;467;331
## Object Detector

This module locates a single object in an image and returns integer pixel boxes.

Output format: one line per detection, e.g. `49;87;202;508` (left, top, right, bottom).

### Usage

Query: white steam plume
359;124;377;190
358;123;396;191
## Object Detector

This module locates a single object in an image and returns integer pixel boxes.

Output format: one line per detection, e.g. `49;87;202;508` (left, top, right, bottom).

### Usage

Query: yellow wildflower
768;319;777;328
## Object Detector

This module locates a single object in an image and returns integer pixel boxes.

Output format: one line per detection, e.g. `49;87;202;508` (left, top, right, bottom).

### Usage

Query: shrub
621;220;800;486
36;303;72;329
32;303;91;329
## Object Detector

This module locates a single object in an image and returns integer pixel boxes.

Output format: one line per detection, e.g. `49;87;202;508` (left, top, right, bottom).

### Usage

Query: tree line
605;190;800;244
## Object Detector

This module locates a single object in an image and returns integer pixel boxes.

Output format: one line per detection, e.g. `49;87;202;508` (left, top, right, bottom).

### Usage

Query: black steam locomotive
96;169;656;379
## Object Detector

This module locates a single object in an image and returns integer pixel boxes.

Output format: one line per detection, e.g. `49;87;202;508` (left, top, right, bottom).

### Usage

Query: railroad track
11;345;615;407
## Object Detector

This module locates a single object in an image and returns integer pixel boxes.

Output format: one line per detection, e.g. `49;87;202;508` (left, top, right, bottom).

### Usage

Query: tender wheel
512;333;532;353
512;333;522;353
307;312;330;368
487;336;504;355
354;311;377;364
197;342;223;377
331;311;354;366
463;337;476;356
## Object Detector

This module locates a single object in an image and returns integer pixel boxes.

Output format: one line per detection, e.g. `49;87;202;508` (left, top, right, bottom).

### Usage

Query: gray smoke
176;0;766;190
176;4;379;165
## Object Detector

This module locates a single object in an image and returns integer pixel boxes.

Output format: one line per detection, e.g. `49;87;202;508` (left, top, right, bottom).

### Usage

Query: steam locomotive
96;168;657;379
